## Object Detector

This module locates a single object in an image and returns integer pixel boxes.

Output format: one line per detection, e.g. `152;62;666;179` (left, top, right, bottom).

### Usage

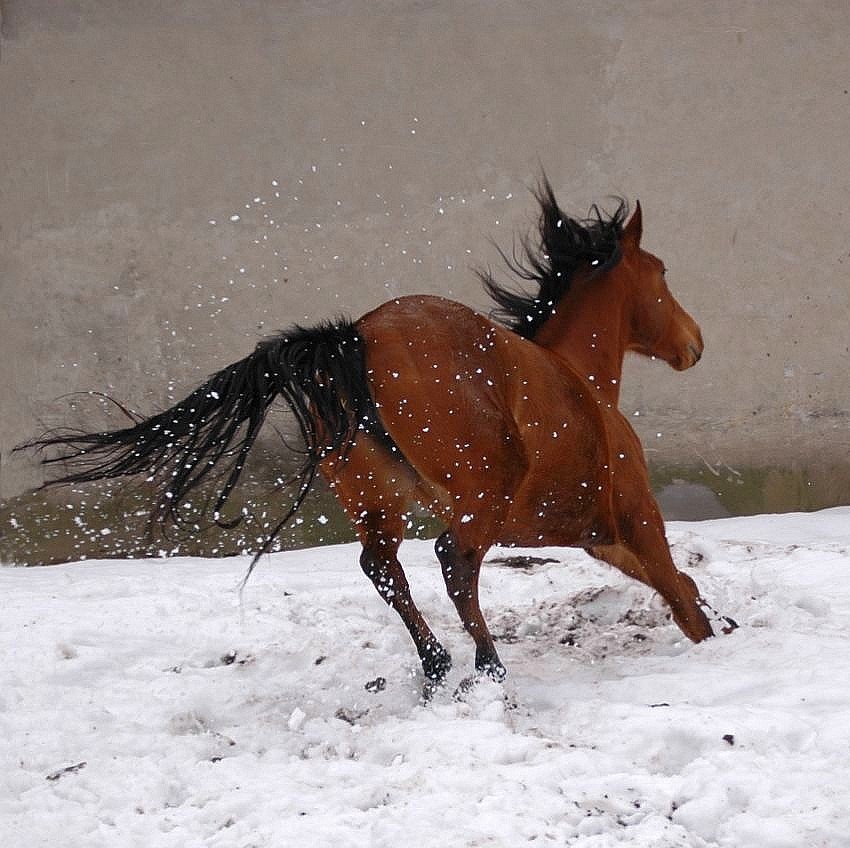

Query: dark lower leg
360;546;452;681
435;531;504;679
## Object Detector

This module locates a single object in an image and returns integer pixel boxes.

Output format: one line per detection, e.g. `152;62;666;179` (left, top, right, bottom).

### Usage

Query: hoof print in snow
208;651;255;668
46;761;86;781
168;710;212;736
335;707;367;725
56;642;78;660
364;676;386;693
167;710;235;747
488;554;558;570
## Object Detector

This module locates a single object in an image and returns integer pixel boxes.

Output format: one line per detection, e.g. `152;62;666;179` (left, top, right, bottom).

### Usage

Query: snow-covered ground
3;508;850;847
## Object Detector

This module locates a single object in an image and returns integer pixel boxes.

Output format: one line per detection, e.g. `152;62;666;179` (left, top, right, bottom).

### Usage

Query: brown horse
23;179;725;687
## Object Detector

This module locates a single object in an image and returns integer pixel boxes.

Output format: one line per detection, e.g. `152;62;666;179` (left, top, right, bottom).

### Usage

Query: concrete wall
2;2;849;516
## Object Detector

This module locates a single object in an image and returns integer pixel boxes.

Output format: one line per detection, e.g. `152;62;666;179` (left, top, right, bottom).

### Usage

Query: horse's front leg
589;512;715;643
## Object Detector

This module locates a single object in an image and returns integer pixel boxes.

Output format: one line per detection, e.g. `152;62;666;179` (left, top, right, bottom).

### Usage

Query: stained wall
2;2;848;520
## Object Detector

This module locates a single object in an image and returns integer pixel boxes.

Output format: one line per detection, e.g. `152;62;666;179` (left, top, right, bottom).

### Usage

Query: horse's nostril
689;343;703;364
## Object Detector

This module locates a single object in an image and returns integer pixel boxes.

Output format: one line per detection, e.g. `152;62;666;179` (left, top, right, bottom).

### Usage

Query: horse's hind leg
589;511;714;643
435;529;505;680
430;443;524;681
358;516;452;682
322;436;451;683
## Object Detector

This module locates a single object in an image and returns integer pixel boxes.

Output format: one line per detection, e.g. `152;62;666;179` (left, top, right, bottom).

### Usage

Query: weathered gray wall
2;1;849;513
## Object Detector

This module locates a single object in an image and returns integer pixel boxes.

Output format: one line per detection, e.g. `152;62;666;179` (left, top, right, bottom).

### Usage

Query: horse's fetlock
475;646;506;681
477;659;507;682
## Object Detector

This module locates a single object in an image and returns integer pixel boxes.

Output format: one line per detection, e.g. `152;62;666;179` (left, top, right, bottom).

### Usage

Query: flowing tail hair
19;320;383;574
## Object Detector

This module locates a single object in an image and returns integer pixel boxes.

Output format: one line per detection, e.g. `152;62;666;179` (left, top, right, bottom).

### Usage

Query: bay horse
23;179;725;687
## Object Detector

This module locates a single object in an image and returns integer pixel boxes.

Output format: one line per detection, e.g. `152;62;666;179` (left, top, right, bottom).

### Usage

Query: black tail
20;319;383;563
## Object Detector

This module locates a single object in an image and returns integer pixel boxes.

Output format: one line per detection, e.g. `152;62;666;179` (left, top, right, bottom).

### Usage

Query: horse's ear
622;199;642;247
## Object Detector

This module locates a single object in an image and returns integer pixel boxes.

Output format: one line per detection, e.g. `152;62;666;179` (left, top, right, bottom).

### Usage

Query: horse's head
620;202;704;371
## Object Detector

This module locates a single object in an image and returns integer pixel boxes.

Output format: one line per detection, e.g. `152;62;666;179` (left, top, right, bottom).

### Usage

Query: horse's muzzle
687;342;703;365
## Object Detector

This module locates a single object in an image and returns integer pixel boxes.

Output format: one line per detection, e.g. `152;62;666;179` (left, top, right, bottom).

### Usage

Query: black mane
479;178;628;339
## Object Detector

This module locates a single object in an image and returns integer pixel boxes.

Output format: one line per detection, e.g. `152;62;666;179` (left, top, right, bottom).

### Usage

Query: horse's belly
498;481;613;548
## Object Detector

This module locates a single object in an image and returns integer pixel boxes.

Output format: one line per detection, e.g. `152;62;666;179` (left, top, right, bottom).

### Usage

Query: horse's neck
533;286;628;407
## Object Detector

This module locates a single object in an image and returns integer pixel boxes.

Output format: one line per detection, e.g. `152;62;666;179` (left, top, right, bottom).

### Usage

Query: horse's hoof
476;659;507;682
721;616;739;634
699;599;739;637
421;644;452;686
